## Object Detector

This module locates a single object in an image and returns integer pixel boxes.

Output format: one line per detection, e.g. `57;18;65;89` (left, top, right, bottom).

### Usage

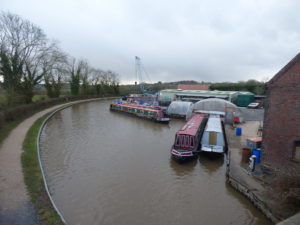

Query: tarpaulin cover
186;98;244;122
167;101;193;116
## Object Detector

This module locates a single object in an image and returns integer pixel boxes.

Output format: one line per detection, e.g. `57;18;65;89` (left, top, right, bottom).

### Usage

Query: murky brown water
40;100;271;225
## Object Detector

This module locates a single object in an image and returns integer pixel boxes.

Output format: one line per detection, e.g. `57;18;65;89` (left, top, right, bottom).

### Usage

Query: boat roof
112;103;162;112
194;110;225;115
176;113;205;136
205;114;222;132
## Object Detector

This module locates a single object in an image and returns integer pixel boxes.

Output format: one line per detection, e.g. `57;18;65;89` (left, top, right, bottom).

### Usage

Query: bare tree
90;68;105;95
79;60;90;95
43;45;68;98
106;70;120;95
0;12;49;103
0;12;122;104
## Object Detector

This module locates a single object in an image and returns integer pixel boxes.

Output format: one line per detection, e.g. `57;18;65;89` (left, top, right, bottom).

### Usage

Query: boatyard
37;53;300;225
39;100;272;225
1;63;300;225
1;2;300;225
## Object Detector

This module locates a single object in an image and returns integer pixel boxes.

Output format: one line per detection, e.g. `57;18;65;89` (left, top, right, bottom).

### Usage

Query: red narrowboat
171;113;207;160
110;102;170;123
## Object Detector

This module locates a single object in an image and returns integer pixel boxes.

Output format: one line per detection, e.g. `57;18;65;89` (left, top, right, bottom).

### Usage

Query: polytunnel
166;101;193;118
187;98;244;123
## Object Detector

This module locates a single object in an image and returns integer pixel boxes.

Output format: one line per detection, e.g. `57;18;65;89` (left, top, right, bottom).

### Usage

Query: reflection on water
40;100;271;225
199;152;225;174
169;157;197;176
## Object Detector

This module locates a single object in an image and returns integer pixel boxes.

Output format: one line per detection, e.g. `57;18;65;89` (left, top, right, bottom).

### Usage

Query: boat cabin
173;113;207;151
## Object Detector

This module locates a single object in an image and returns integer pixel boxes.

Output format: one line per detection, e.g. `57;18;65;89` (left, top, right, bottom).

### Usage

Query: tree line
0;12;120;106
121;80;266;95
209;79;266;95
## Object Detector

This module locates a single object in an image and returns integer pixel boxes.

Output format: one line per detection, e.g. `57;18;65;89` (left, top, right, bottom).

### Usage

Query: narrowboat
110;102;170;123
200;114;226;153
171;113;207;160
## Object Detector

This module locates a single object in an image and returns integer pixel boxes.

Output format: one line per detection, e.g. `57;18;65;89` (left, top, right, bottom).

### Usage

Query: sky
2;0;300;84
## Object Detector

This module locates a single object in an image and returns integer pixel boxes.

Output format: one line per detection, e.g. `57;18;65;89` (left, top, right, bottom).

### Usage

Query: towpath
0;104;66;225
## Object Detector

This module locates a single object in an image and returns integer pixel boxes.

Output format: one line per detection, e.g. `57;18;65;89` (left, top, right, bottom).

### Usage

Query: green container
236;93;254;107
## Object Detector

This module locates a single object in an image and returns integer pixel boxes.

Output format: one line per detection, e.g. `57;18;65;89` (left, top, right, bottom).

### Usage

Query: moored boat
110;102;170;123
171;113;207;160
200;114;226;154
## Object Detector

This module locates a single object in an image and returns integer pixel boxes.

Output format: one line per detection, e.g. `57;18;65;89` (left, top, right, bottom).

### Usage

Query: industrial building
158;89;254;107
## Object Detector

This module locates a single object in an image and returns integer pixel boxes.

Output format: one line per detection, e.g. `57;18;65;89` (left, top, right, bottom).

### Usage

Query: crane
135;56;153;94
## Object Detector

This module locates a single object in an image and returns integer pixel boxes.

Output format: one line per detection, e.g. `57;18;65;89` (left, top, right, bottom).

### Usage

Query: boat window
186;135;189;146
190;136;194;147
175;135;180;146
181;135;185;146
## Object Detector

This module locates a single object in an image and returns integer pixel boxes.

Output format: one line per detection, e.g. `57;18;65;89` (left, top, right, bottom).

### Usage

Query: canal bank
0;97;116;225
0;104;66;225
226;121;299;224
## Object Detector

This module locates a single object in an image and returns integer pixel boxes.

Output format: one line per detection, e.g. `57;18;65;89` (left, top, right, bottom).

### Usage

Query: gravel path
0;104;65;225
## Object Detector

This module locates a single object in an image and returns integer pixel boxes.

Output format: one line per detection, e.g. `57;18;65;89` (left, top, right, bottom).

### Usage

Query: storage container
252;149;261;163
236;127;242;136
246;137;262;149
242;148;251;163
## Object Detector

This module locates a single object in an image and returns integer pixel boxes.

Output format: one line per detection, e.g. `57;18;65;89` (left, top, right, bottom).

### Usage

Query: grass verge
22;114;65;225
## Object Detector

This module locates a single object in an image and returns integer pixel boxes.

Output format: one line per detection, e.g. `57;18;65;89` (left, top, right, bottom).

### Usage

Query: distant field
0;94;48;108
32;95;48;102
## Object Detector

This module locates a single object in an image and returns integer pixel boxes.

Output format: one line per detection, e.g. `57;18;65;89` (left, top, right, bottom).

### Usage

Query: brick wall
263;56;300;165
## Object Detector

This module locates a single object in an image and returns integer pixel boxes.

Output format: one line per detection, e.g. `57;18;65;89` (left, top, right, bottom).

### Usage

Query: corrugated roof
160;89;238;95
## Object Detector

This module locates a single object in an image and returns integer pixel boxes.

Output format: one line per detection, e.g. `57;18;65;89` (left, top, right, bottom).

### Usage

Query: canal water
40;100;271;225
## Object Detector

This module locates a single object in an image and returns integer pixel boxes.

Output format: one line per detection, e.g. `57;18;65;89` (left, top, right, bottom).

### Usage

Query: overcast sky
2;0;300;84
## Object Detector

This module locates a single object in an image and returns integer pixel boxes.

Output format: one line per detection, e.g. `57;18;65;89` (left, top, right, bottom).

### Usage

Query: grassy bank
22;115;65;225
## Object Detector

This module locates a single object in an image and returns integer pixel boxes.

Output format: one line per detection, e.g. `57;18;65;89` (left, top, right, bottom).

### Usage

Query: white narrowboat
200;114;226;153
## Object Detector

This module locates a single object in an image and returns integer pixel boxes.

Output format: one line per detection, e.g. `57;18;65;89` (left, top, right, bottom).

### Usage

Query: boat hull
171;149;198;161
201;145;224;154
110;107;170;124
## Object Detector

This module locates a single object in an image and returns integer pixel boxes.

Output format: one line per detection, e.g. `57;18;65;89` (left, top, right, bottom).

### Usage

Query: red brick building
263;53;300;164
177;84;210;90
